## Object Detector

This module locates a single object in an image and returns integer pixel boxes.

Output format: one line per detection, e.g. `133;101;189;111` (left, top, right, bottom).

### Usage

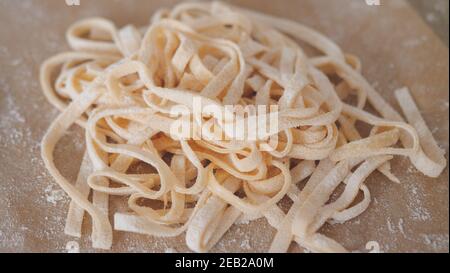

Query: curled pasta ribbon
40;1;446;252
394;88;447;177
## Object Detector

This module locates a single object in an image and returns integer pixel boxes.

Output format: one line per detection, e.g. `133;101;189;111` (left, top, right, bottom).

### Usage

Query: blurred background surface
410;0;449;45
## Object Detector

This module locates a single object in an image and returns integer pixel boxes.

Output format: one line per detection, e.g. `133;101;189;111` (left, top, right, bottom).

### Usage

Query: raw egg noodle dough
40;2;446;252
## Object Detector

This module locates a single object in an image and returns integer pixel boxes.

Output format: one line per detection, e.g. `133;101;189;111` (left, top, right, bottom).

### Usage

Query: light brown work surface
0;0;448;253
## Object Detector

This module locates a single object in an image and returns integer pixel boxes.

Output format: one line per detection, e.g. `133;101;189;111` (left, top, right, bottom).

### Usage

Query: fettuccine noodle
40;2;446;252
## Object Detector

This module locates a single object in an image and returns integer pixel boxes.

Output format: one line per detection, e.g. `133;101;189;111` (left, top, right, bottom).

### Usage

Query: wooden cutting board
0;0;448;253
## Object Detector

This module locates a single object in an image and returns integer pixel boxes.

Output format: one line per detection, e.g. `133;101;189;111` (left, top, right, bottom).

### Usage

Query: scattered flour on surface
425;13;437;23
240;239;251;250
0;78;33;149
402;35;428;48
386;218;396;234
44;184;67;205
406;165;418;174
386;218;407;239
420;234;449;252
405;183;432;222
397;218;406;237
373;197;378;205
410;207;432;222
4;96;25;124
10;59;21;66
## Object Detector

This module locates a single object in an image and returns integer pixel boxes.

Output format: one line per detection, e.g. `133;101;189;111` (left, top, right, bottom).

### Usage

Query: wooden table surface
410;0;449;46
0;0;448;252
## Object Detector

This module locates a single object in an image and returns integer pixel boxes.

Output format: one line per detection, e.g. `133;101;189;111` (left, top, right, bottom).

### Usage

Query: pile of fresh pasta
40;2;446;252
